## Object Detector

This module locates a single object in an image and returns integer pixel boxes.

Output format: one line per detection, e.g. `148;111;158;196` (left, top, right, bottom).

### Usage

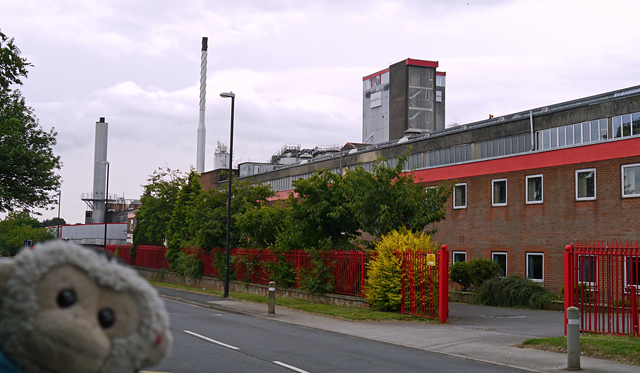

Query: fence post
361;251;365;297
439;245;449;324
564;244;574;336
631;286;639;337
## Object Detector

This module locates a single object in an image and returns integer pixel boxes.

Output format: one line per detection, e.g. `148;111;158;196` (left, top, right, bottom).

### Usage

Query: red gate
564;242;640;336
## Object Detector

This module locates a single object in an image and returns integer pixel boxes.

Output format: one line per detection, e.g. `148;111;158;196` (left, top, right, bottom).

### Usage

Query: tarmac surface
156;286;638;372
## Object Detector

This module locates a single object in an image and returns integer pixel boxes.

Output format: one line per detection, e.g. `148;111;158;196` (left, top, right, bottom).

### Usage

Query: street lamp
100;161;110;251
220;91;235;298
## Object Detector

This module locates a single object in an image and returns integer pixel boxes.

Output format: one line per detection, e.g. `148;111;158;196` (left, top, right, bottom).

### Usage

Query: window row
612;112;640;138
452;251;544;282
449;163;640;209
536;118;608;151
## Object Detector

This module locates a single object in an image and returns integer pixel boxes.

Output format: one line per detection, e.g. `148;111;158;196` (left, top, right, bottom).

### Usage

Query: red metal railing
135;245;171;270
564;242;640;336
111;244;448;322
401;245;449;323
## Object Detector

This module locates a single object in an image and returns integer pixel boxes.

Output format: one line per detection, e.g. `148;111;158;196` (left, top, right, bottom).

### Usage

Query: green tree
0;31;61;212
41;217;67;227
132;167;185;251
165;170;202;265
0;211;55;256
289;169;359;250
344;152;451;241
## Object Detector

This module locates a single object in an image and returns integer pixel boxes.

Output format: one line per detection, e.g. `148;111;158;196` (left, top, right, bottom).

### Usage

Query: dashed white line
273;361;310;373
184;330;240;350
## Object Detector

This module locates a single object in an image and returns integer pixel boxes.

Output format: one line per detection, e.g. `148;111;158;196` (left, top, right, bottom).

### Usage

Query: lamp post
57;189;61;239
220;91;235;298
100;161;110;251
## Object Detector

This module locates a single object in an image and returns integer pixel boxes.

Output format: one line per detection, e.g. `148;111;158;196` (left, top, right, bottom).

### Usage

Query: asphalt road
149;297;527;373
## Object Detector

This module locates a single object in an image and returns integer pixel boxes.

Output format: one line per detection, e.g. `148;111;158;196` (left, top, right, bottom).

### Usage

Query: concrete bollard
268;281;276;314
566;306;580;370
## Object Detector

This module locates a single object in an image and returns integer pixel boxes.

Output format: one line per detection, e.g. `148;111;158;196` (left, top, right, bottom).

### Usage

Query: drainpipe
529;111;535;151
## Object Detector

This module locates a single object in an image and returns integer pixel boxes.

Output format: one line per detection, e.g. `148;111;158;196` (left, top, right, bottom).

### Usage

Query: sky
2;0;640;224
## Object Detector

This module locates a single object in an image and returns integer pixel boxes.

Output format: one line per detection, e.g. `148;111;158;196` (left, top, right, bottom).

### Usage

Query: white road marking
184;330;240;350
273;361;310;373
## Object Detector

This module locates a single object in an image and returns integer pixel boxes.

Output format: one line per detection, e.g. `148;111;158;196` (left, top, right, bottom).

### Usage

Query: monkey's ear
0;260;16;299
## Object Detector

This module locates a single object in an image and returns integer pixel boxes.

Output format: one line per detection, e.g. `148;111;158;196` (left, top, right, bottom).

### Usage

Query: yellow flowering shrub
365;229;438;311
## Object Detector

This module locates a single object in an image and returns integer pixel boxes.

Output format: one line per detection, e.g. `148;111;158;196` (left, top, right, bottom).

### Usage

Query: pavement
156;286;638;372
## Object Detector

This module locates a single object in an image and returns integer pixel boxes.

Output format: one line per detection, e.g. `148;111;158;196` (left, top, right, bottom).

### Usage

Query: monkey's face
26;265;141;373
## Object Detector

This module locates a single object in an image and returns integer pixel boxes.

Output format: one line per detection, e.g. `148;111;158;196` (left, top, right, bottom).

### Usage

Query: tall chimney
196;37;208;173
92;117;108;223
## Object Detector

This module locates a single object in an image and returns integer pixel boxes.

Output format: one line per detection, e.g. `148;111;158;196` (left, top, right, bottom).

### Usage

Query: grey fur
0;241;172;373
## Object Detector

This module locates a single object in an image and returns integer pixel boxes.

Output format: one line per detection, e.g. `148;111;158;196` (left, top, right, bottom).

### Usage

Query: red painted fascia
406;58;439;68
412;137;640;183
436;71;447;76
362;68;390;82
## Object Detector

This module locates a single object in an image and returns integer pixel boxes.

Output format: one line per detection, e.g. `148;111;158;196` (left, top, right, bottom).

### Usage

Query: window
453;183;467;209
526;253;544;282
625;256;639;290
492;252;507;276
492;179;507;206
622;163;640;198
525;175;543;204
575;169;596;201
452;251;466;263
578;255;597;287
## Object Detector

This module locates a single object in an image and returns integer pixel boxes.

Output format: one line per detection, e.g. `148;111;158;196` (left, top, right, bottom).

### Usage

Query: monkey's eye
98;308;116;329
57;289;77;308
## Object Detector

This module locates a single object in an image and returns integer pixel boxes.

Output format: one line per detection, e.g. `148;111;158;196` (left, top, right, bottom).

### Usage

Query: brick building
202;58;640;292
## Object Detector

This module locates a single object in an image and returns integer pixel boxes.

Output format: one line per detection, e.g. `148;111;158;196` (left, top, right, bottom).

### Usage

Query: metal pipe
196;37;208;174
529;111;535;151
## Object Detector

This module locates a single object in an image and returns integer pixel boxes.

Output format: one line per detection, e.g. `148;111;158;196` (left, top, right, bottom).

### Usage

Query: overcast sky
2;0;640;224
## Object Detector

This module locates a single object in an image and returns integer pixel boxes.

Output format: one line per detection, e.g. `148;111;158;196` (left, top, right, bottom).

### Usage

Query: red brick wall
425;147;640;293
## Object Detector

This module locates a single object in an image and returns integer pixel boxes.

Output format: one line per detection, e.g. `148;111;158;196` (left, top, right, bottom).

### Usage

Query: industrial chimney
92;117;108;223
196;37;208;173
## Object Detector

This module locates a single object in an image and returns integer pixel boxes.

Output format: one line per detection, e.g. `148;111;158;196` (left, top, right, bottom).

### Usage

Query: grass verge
520;333;640;366
150;281;429;322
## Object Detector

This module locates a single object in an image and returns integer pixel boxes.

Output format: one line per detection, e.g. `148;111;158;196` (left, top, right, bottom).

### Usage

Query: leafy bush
468;258;502;289
173;251;203;279
297;241;334;294
476;275;558;309
449;261;473;291
365;229;438;311
265;251;296;289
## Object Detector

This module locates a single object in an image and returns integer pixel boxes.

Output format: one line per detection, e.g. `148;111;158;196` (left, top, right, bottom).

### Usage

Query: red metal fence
401;245;449;323
564;242;640;336
103;244;448;322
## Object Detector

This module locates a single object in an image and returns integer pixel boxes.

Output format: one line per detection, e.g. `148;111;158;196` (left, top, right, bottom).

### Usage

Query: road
149;297;527;373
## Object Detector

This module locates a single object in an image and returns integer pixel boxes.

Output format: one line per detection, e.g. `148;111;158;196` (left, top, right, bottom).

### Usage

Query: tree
288;169;359;250
166;170;202;265
0;30;61;212
41;217;67;227
0;211;55;256
132;168;185;250
344;152;452;242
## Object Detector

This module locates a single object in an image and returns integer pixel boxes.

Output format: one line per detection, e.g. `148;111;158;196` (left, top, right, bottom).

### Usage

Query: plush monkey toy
0;240;172;373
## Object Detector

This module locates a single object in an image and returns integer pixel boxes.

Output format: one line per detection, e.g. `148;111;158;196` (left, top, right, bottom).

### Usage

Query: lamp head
220;92;235;98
